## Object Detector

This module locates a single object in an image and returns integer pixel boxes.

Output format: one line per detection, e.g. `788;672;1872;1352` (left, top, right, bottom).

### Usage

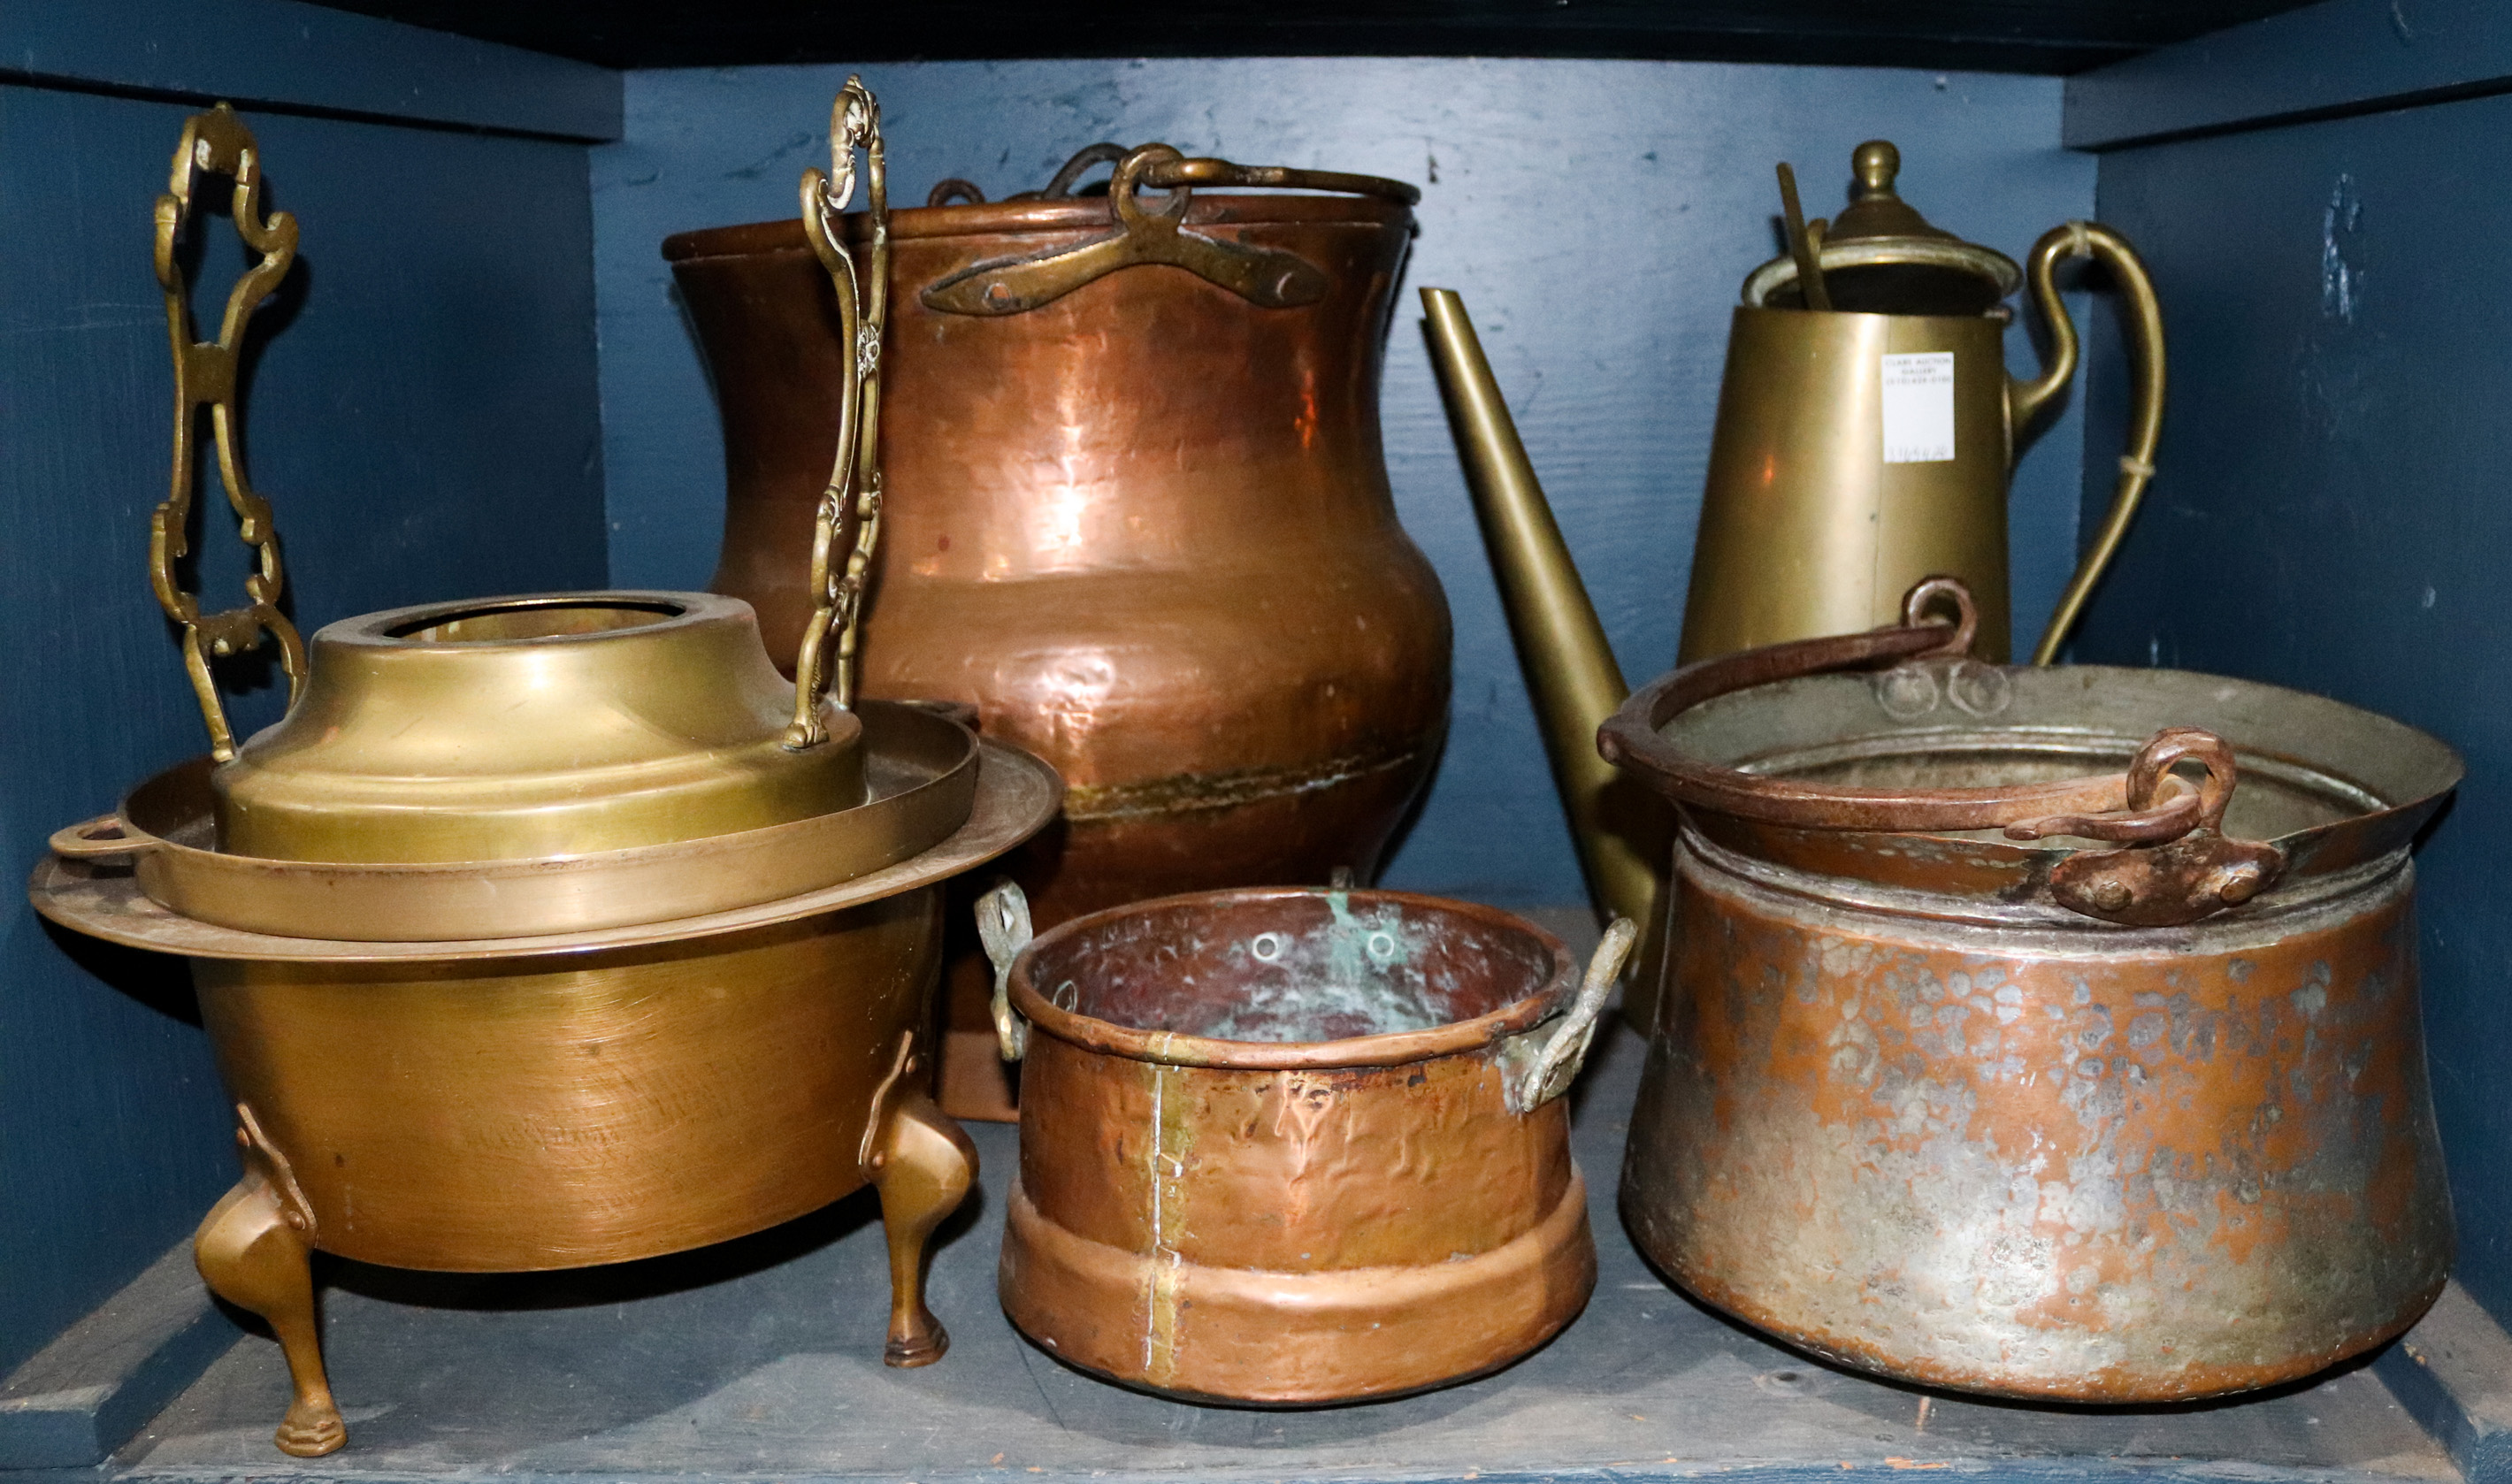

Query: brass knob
1853;140;1900;199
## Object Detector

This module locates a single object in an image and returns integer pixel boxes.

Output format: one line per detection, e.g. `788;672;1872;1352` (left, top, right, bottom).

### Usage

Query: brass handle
150;104;309;762
920;142;1409;316
975;879;1035;1061
2013;221;2167;665
1504;917;1638;1113
50;814;155;861
785;78;889;748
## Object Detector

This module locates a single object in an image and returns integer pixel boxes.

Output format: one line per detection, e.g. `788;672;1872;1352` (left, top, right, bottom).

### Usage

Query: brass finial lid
1742;140;2023;316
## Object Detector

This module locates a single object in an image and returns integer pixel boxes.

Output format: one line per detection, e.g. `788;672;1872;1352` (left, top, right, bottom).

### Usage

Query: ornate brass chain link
785;78;888;749
149;104;308;762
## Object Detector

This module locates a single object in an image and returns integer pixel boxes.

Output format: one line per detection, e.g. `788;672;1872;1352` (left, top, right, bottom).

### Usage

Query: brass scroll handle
920;143;1415;317
976;879;1035;1061
1502;917;1638;1114
2012;221;2167;665
786;78;888;748
151;104;309;762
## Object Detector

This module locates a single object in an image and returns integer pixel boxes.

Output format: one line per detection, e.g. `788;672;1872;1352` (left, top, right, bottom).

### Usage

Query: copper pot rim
316;589;729;648
1007;887;1574;1070
664;195;1414;263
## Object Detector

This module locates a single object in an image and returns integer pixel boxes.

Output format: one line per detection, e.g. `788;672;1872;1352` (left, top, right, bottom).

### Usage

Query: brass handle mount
1502;916;1639;1113
976;879;1035;1062
150;104;309;762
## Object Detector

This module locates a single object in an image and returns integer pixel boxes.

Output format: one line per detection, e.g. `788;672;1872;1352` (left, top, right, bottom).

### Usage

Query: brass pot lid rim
1007;887;1575;1070
316;589;728;649
31;730;1062;962
663;195;1413;261
1741;235;2024;310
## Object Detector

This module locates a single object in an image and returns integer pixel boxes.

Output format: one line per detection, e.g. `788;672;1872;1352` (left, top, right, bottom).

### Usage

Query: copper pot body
997;888;1595;1404
667;201;1451;1113
1607;656;2459;1401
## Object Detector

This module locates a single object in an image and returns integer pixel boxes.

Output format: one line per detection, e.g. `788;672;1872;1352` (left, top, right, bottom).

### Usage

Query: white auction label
1880;351;1957;463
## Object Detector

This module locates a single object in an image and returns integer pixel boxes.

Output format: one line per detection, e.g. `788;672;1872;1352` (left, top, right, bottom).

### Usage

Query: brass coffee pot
1682;141;2165;663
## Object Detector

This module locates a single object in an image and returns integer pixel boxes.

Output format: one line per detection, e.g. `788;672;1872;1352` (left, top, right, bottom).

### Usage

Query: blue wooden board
2066;0;2512;150
590;58;2099;907
0;82;609;1374
58;1017;2454;1484
3;0;621;142
2070;87;2512;1333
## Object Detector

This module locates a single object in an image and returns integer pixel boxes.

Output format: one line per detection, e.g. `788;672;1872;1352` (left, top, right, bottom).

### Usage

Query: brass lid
214;592;866;863
1742;141;2023;316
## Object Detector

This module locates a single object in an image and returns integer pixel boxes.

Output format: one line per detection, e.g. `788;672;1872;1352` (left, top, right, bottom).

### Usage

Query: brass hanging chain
149;104;309;763
785;78;888;749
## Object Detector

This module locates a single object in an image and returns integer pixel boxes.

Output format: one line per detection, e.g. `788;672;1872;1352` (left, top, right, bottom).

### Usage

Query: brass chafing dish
31;88;1059;1460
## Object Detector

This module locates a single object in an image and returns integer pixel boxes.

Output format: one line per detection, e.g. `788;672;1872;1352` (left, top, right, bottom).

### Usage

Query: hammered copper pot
1595;578;2462;1402
972;882;1632;1404
666;146;1451;1118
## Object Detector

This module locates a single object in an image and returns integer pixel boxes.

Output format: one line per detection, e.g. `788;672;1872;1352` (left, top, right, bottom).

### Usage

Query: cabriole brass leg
194;1176;344;1457
869;1084;976;1365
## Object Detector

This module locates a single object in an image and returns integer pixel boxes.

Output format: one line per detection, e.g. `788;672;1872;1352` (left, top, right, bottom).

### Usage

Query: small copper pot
1597;578;2462;1402
975;883;1633;1404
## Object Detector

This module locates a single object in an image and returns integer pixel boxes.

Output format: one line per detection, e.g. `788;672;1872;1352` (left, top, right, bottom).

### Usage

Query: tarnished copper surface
1628;837;2450;1400
667;172;1450;1119
1600;580;2462;1399
988;887;1605;1404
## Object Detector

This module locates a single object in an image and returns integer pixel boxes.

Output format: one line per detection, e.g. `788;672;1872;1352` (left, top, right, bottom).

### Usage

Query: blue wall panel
0;84;607;1373
2073;93;2512;1327
592;58;2095;905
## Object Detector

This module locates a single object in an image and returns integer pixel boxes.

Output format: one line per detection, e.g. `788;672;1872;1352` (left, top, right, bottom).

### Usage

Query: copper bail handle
785;78;888;749
1598;577;2232;843
919;142;1390;316
149;103;310;764
2019;221;2166;665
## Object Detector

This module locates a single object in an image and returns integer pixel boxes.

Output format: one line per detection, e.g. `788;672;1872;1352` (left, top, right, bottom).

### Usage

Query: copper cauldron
973;882;1634;1404
1596;578;2462;1402
667;143;1451;1118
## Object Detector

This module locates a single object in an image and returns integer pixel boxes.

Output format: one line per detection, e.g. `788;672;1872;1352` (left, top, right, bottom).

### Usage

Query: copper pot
666;144;1451;1119
1597;578;2462;1401
974;882;1633;1404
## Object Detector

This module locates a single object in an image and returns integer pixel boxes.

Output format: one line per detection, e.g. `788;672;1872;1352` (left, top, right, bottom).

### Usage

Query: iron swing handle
1596;577;2283;925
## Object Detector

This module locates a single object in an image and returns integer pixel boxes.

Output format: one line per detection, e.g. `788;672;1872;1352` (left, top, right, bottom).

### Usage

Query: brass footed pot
976;883;1633;1404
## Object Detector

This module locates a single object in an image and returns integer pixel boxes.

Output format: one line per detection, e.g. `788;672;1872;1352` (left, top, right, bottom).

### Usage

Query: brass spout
1420;288;1660;998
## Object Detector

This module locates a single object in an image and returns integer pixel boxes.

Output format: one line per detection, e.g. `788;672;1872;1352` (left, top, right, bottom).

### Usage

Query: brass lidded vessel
31;88;1061;1464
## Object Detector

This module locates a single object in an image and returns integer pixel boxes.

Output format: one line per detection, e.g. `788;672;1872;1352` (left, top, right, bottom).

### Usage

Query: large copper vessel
28;93;1063;1459
1597;578;2461;1401
976;882;1633;1404
667;144;1451;1118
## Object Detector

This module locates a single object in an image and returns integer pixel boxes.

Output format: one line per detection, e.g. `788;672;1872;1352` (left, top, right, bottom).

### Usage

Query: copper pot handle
1599;578;2286;926
921;142;1413;317
1503;916;1638;1114
976;879;1035;1061
50;814;156;861
785;79;889;749
148;104;310;764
